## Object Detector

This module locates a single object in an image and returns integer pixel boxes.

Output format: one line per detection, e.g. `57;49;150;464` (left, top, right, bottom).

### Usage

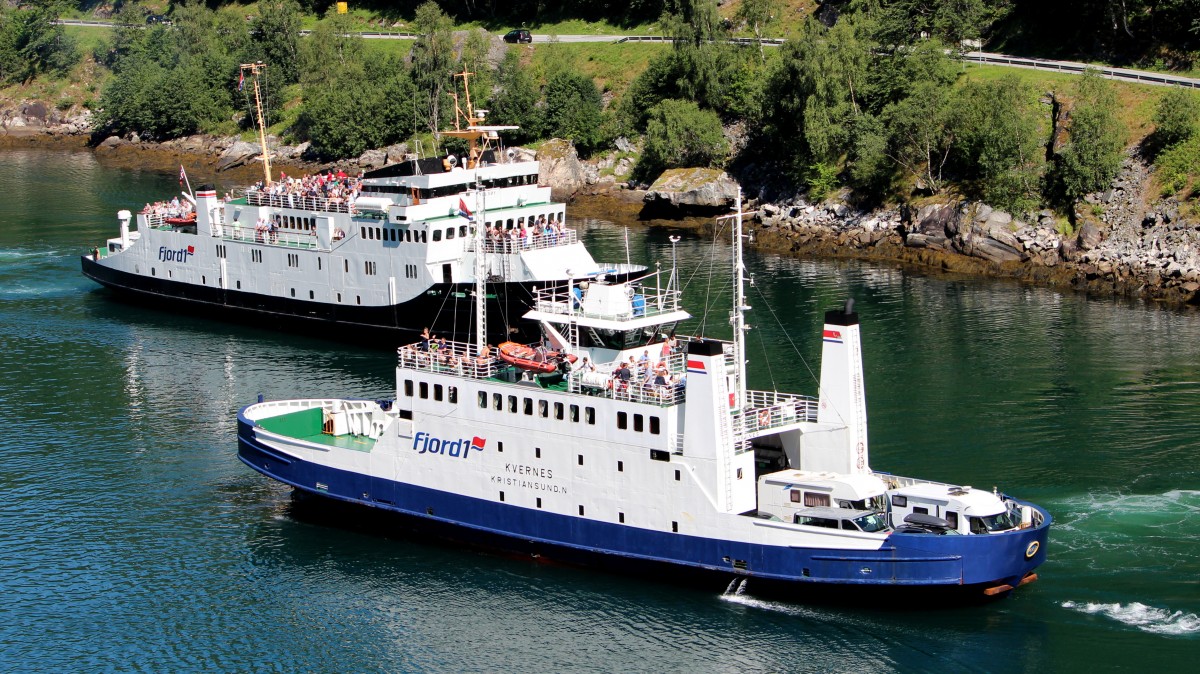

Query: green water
1;149;1197;672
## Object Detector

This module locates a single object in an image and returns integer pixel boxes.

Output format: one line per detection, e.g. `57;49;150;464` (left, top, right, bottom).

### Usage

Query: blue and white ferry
237;193;1050;599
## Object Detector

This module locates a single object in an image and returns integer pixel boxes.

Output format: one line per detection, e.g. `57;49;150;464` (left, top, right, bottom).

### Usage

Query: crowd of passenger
245;170;364;208
397;329;495;376
484;213;570;250
141;197;195;221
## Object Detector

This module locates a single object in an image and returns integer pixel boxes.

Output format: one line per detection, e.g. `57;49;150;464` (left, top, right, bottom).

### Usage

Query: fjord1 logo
159;245;195;263
413;432;485;459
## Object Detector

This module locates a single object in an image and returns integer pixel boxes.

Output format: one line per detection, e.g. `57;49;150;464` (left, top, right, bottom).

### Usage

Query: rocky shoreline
6;109;1198;307
750;152;1200;306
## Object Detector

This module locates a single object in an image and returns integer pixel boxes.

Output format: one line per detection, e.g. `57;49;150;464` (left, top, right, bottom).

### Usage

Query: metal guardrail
962;51;1200;89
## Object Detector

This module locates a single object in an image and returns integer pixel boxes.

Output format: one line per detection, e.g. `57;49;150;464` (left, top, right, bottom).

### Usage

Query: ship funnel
195;186;220;237
118;209;132;248
803;299;870;474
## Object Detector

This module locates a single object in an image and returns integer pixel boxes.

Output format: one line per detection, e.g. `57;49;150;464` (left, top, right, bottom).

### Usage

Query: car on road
146;14;172;26
503;29;532;44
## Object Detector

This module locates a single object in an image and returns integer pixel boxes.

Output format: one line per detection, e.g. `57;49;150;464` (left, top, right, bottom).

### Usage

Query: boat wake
1062;601;1200;636
1046;489;1200;569
718;579;814;616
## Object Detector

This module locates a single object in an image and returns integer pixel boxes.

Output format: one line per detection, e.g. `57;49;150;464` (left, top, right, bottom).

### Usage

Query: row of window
403;379;460;404
474;390;597;425
363;225;430;244
271;214;316;232
367;173;539;198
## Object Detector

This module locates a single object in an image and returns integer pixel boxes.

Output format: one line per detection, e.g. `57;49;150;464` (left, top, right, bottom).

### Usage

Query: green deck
256;407;376;452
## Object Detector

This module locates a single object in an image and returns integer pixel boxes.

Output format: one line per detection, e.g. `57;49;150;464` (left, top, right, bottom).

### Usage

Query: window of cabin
803;492;831;507
617;412;628;430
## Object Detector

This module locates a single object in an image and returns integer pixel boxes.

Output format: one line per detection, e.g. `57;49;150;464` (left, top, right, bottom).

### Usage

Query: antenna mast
474;181;487;353
716;189;754;408
240;62;272;187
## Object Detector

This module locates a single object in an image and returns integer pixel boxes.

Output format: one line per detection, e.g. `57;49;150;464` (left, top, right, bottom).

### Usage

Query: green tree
1053;70;1125;204
953;76;1047;213
735;0;779;61
0;1;78;84
411;1;457;147
1152;87;1199;149
490;50;543;144
636;98;728;179
543;69;606;156
763;17;872;185
883;78;958;194
249;1;303;86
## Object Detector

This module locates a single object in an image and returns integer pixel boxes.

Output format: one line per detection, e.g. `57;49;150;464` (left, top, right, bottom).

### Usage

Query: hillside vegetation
3;1;1200;218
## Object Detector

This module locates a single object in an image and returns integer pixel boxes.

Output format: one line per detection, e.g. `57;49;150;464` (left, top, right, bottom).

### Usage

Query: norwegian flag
178;165;186;187
237;70;245;92
457;198;474;221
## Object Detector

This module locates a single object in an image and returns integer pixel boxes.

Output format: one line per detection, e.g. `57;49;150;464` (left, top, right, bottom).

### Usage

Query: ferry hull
237;417;1049;599
82;254;544;343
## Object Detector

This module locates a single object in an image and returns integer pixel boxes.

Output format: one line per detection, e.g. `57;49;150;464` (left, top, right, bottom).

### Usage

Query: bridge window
508;395;517;413
650;416;660;434
554;402;564;420
446;227;455;240
538;400;548;417
478;391;487;408
570;404;579;422
492;393;502;410
433;384;443;401
419;382;428;399
634;414;644;432
585;407;595;425
432;229;442;242
617;411;628;430
523;397;533;415
404;380;413;397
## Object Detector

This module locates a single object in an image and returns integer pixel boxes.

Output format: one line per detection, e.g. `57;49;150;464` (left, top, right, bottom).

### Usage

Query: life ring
758;409;770;426
1025;540;1040;559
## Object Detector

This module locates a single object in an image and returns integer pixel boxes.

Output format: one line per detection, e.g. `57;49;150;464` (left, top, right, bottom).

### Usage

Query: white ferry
81;67;641;343
237;193;1050;599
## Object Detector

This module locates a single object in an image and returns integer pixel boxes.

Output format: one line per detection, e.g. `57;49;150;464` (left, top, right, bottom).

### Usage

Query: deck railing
397;340;500;380
732;390;819;437
568;352;687;407
221;225;319;250
246;190;355;214
473;228;578;253
532;279;683;321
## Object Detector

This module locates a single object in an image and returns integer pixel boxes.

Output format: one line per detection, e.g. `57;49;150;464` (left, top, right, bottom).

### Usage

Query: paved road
55;19;1200;89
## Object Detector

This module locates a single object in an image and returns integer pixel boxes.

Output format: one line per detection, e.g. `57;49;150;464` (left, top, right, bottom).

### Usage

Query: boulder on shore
216;141;261;171
537;139;585;199
641;168;739;217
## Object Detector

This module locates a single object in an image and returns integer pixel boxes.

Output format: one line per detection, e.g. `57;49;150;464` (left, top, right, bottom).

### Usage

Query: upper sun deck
525;280;691;330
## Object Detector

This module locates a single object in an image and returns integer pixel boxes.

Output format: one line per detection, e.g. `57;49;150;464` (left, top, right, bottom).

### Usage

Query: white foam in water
1063;600;1200;636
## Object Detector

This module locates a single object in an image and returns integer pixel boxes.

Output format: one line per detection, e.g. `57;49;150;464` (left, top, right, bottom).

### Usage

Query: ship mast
717;189;752;408
240;62;272;187
473;181;487;352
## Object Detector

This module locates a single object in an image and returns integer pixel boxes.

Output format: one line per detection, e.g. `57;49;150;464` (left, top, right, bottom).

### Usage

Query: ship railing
531;280;683;321
246;190;355;214
732;390;819;437
397;340;500;380
473;228;578;253
140;212;195;230
568;352;688;407
221;225;319;250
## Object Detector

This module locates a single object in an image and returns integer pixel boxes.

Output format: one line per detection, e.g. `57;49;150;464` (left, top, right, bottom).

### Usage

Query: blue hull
238;416;1049;597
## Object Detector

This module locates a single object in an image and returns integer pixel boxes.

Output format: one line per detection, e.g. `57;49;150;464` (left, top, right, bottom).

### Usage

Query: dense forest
3;0;1200;218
